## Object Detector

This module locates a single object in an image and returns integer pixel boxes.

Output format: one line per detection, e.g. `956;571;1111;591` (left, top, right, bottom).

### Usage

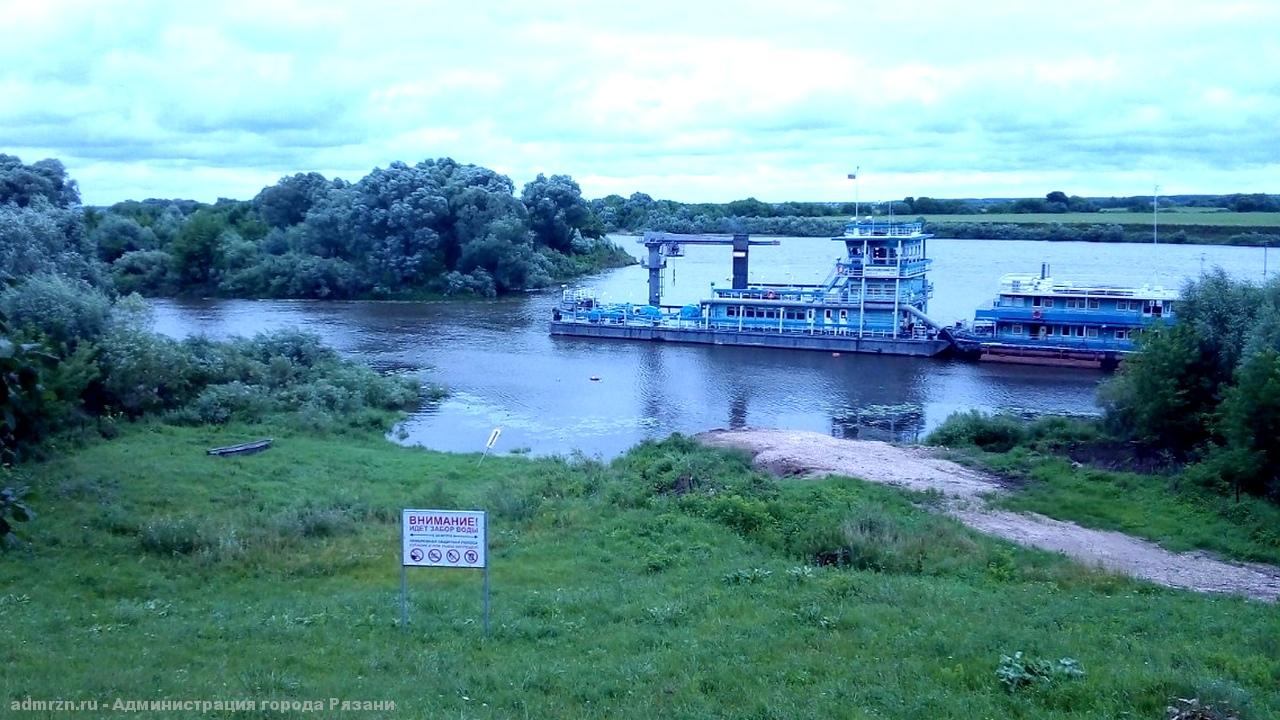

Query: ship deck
549;321;951;357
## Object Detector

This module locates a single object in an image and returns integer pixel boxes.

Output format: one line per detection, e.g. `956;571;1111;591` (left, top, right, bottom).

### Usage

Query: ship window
1012;296;1025;307
1043;299;1054;308
1032;297;1042;307
745;308;756;318
1064;298;1078;309
1046;326;1055;336
1115;329;1126;339
1012;323;1023;335
824;309;832;321
727;307;738;317
1075;326;1086;337
1087;327;1099;338
807;310;814;321
839;310;848;322
1088;298;1100;309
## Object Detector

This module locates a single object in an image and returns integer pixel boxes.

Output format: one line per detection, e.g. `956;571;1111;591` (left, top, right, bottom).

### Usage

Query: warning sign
402;509;486;568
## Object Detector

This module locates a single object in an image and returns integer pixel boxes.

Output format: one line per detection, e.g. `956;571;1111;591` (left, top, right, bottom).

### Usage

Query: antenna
848;167;860;219
1152;184;1160;284
1152;184;1159;247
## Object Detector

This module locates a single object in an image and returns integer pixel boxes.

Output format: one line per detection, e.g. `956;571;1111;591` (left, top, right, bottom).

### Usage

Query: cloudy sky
4;0;1278;205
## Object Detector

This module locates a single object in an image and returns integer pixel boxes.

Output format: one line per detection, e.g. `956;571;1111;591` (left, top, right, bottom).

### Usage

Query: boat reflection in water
832;404;926;443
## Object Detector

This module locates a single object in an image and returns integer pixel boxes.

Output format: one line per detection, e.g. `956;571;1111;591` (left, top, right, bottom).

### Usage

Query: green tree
169;210;228;288
91;214;157;262
1219;350;1280;497
1100;323;1217;450
0;154;80;208
522;173;598;252
0;318;48;463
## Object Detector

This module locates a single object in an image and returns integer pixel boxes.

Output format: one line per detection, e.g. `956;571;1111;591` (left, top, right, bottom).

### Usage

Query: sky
3;0;1278;205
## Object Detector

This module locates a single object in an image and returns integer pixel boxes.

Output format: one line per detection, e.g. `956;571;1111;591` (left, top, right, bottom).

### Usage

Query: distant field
918;212;1280;226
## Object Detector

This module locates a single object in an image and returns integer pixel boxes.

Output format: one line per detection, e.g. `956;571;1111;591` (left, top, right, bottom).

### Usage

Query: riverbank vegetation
3;428;1276;718
0;278;425;470
595;189;1280;245
925;269;1280;566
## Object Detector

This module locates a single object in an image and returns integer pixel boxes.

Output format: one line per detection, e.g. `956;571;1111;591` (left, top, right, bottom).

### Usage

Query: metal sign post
477;427;501;466
400;509;490;636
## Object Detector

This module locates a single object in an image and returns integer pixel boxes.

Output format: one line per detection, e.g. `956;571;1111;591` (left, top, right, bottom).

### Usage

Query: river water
150;236;1272;457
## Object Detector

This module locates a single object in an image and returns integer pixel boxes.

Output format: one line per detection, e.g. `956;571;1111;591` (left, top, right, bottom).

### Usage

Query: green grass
973;448;1280;566
917;212;1280;226
2;424;1278;719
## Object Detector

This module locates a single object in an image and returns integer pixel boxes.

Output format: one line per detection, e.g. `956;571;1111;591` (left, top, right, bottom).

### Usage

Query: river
150;236;1272;458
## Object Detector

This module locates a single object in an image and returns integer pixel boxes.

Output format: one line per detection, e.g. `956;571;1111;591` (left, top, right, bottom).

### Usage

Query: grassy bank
978;448;1280;566
916;212;1280;226
929;413;1280;566
2;424;1277;718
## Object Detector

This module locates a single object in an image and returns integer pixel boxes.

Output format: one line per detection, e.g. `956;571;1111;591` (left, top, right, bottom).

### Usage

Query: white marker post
400;509;489;636
477;427;502;466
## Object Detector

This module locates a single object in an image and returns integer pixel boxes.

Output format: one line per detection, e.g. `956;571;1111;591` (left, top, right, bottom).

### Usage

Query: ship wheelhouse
698;220;941;339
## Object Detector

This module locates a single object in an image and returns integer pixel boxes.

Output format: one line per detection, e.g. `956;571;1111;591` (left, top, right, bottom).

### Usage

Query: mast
848;167;860;219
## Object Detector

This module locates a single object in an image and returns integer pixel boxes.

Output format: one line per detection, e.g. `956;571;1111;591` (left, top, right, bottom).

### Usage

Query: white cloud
0;0;1276;204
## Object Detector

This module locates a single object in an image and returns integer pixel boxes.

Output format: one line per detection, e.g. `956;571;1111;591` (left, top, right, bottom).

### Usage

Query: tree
725;197;773;218
169;210;228;288
1100;323;1216;450
111;250;178;296
0;201;100;284
0;274;111;350
1219;350;1280;497
255;172;337;229
91;214;157;263
0;155;80;208
0;317;49;464
521;173;597;252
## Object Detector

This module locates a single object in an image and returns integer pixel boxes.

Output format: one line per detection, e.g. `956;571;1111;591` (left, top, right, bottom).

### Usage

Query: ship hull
549;321;951;357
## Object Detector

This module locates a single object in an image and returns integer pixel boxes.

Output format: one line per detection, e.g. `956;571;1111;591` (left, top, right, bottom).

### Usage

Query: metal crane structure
639;232;780;307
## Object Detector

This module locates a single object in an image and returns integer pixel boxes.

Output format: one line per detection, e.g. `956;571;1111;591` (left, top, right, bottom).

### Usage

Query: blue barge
953;265;1178;368
549;220;953;357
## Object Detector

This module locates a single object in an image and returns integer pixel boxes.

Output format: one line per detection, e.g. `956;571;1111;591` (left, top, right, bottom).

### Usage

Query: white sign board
402;509;487;568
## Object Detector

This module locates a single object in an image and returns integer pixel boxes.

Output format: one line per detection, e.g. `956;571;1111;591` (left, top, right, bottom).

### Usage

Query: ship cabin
697;220;940;339
971;272;1177;353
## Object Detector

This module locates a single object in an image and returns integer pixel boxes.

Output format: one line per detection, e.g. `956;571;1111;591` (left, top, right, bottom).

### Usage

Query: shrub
111;250;177;296
100;327;193;415
0;483;35;545
926;410;1028;452
271;507;359;539
995;651;1085;691
188;382;271;424
138;517;214;556
0;273;110;349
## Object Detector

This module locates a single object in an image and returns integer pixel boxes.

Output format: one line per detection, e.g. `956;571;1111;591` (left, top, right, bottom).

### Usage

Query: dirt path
698;428;1280;602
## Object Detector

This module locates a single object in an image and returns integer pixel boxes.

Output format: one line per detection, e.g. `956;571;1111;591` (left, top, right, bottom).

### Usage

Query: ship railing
986;336;1135;351
841;221;925;238
700;321;922;339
